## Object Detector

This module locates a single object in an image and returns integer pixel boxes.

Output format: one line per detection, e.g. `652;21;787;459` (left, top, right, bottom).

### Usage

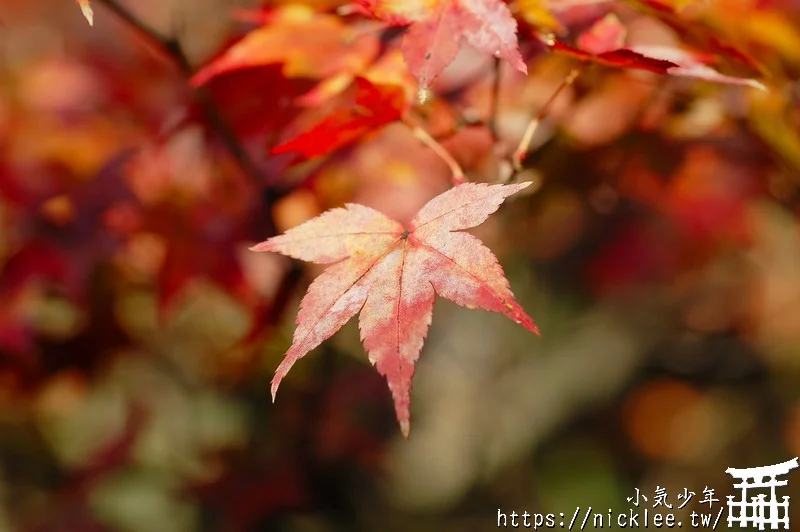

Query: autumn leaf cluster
61;0;794;440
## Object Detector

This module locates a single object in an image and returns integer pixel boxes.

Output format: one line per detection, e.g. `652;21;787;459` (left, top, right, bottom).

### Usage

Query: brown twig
511;66;582;173
487;57;502;141
403;116;466;186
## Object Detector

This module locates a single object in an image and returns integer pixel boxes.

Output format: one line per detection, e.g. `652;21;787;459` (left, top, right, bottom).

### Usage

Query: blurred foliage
0;0;799;530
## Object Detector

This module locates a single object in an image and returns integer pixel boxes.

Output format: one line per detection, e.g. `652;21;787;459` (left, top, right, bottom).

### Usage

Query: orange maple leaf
251;182;538;437
354;0;528;98
190;6;379;87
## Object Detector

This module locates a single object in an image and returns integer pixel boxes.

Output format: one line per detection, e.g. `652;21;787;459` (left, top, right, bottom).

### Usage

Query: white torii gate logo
726;457;799;530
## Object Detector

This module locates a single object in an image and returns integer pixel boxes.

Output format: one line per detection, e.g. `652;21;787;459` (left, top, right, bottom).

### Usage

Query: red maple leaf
354;0;528;96
551;14;766;89
150;205;254;316
625;0;764;75
194;65;317;141
271;77;406;160
251;182;538;437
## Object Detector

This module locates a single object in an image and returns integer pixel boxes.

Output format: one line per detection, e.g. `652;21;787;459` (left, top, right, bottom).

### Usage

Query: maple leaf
354;0;528;98
550;14;767;89
271;77;406;160
77;0;93;26
190;6;379;88
195;65;317;141
624;0;764;74
251;182;538;437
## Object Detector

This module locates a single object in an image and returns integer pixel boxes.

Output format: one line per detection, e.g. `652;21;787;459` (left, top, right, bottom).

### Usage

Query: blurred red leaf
193;462;309;530
354;0;527;94
0;299;36;356
550;14;766;89
194;65;318;141
145;204;256;316
551;40;678;73
625;0;765;74
1;153;139;304
577;12;626;54
272;77;406;160
626;44;767;89
588;223;677;295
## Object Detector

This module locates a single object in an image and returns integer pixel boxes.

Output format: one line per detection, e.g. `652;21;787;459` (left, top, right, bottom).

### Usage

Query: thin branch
487;57;502;141
512;66;582;172
96;0;275;234
96;0;181;63
403;116;466;186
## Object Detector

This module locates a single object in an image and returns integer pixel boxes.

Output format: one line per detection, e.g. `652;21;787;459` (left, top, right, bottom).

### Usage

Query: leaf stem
403;117;466;186
487;57;502;141
512;66;582;172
